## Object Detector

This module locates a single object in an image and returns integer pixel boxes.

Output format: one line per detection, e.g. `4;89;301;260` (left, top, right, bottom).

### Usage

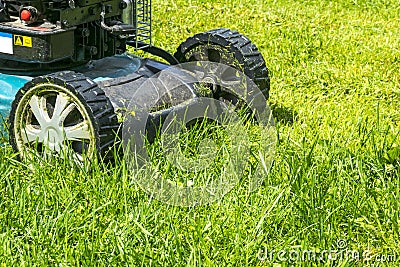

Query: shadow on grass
270;102;298;126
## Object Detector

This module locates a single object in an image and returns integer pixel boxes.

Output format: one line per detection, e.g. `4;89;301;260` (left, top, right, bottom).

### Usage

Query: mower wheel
9;71;119;162
175;28;270;101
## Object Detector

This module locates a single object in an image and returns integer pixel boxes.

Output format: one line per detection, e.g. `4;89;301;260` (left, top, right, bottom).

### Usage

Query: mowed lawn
1;0;399;266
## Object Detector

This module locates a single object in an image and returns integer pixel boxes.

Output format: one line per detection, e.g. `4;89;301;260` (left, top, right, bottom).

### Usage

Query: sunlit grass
0;0;399;266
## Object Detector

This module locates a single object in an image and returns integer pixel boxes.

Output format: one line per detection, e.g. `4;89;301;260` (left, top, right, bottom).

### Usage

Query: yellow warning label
14;35;32;47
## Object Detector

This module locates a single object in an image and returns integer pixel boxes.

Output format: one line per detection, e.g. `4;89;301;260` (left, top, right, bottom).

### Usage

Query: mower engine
0;0;149;71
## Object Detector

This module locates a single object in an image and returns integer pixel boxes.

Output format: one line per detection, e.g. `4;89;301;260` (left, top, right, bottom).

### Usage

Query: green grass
1;0;400;265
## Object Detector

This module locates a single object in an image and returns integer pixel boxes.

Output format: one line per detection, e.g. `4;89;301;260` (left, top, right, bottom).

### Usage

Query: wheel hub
44;127;62;145
39;112;68;146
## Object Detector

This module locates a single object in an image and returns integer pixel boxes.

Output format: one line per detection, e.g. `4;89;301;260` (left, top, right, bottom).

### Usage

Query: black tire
174;28;270;100
9;71;119;161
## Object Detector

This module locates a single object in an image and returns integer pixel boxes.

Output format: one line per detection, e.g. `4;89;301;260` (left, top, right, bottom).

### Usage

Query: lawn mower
0;0;270;161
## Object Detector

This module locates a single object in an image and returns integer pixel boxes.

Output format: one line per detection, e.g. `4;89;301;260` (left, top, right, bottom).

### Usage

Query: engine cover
0;22;74;63
0;0;130;69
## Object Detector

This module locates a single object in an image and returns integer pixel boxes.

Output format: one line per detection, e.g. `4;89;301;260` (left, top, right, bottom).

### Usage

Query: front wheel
9;71;119;162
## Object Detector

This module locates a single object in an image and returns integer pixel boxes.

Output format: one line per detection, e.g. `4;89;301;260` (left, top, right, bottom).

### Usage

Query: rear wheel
9;71;119;162
175;28;270;103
